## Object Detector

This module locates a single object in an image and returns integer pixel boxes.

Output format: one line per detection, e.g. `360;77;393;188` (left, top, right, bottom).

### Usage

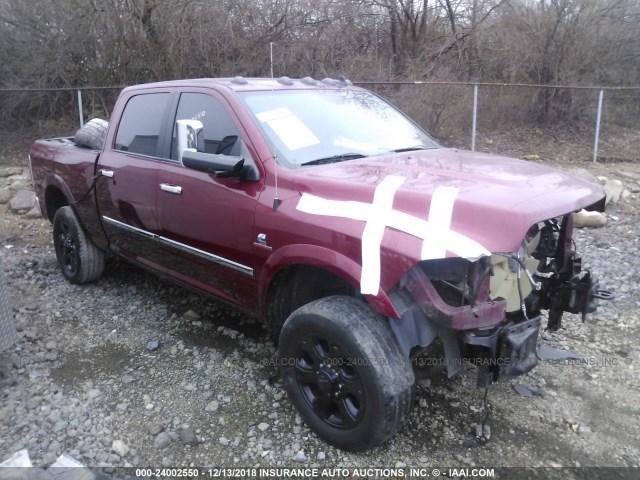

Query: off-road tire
278;295;415;451
53;206;105;284
74;118;108;150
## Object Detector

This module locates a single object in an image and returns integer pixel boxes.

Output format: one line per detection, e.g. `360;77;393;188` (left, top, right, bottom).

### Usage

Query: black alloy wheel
52;206;105;284
55;216;79;277
293;334;366;430
278;295;415;451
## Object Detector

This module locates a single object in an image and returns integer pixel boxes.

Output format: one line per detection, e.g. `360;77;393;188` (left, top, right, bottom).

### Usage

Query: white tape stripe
360;176;406;295
387;211;489;260
297;195;370;221
422;186;458;260
296;176;490;296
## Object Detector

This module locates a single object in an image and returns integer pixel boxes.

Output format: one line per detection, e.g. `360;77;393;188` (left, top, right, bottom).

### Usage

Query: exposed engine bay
390;214;614;384
491;215;614;330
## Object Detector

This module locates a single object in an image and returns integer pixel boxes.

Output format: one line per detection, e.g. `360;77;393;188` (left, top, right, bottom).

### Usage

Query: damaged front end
389;214;613;385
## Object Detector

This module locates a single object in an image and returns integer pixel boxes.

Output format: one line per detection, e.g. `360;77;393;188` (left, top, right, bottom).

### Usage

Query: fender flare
43;173;76;218
259;244;400;319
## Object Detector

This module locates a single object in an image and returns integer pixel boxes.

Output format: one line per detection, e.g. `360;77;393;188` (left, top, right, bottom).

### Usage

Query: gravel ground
0;161;639;479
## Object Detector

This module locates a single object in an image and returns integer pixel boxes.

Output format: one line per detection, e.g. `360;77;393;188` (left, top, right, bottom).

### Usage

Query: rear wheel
278;296;414;451
53;206;104;284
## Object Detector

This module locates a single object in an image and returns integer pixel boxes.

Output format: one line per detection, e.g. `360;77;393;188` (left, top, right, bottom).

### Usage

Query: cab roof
122;76;361;94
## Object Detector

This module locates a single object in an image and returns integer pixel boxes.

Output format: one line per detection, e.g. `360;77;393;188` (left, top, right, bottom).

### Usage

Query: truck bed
29;137;105;247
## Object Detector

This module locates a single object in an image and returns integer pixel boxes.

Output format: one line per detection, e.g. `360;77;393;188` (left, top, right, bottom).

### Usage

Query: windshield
239;89;439;168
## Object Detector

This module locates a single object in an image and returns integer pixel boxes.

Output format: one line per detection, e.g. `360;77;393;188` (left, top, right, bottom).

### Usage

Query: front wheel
53;206;105;284
278;296;414;451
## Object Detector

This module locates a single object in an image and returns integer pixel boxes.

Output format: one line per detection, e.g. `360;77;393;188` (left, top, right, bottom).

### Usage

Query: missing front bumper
464;315;541;385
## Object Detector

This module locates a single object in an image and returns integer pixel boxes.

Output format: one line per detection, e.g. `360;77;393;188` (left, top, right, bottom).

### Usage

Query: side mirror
181;150;245;176
175;119;259;181
176;119;203;163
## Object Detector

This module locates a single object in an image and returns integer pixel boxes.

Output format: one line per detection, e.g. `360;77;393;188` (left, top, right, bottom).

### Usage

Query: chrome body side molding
102;216;253;276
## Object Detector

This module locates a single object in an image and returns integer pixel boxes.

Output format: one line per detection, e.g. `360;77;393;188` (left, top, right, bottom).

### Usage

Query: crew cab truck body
29;77;611;451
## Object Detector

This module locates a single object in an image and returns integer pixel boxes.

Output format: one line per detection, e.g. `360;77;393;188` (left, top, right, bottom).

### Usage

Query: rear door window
115;93;170;157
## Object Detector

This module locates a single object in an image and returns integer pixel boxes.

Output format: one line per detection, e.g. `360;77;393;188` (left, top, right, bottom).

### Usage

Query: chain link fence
0;81;638;165
0;254;16;353
363;81;640;163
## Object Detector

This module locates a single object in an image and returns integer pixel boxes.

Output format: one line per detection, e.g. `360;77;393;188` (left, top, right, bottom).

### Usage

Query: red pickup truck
29;77;611;451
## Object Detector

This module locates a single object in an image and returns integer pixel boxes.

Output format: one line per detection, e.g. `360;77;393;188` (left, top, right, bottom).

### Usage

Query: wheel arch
44;178;72;222
260;244;399;339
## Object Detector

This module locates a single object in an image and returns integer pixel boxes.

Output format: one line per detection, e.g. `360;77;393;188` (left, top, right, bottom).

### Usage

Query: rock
154;432;172;449
9;189;36;213
205;401;219;412
257;422;269;431
417;378;431;389
179;428;198;446
112;440;129;457
0;167;22;177
8;174;29;185
86;389;101;400
183;310;201;321
618;170;640;181
568;168;599;185
603;179;624;205
513;383;544;397
0;187;12;204
146;340;159;351
219;437;230;446
45;341;57;350
0;406;12;422
48;410;61;423
628;183;640;194
317;451;326;461
24;206;42;219
121;374;134;384
291;451;307;463
573;210;606;228
26;397;41;410
537;346;582;361
148;422;164;436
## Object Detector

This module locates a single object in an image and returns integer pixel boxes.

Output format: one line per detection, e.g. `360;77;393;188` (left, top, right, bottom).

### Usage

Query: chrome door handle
99;169;114;178
160;183;182;195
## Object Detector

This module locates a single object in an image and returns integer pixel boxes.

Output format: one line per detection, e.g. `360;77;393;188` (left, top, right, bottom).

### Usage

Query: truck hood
293;148;604;254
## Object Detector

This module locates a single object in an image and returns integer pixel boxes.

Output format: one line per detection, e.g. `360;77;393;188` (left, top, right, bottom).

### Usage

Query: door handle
99;169;114;178
160;183;182;195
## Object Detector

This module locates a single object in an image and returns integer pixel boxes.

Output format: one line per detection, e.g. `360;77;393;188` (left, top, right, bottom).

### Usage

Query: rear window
114;93;170;156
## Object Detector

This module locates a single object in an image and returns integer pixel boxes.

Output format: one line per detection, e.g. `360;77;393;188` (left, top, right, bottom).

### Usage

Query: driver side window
171;93;249;160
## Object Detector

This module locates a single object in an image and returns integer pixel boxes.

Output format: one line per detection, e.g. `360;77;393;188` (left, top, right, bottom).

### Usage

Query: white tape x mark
297;175;490;295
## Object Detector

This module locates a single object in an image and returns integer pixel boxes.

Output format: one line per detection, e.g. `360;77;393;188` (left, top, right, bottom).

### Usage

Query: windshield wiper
301;153;368;167
391;145;432;153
